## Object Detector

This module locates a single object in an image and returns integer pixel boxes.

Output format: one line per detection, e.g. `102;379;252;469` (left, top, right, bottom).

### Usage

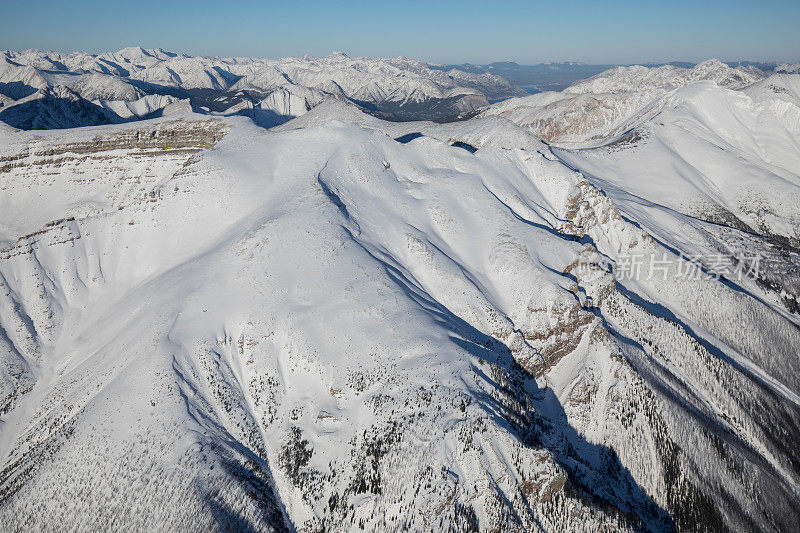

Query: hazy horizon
2;0;798;65
0;44;795;68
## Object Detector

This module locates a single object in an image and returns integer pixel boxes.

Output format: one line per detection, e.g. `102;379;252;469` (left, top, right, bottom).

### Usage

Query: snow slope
743;73;800;107
555;81;800;242
1;99;799;532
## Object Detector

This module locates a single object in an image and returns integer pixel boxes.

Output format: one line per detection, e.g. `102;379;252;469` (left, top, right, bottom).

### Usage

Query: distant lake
521;86;542;94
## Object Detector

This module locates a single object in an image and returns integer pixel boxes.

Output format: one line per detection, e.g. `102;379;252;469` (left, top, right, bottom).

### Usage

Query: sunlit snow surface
1;69;800;531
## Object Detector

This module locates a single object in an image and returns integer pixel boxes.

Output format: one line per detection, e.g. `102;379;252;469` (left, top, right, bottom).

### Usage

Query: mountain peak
115;46;152;60
692;58;728;70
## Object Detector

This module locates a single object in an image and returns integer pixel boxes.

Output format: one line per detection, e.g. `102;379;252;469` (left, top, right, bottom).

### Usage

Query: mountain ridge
1;49;800;532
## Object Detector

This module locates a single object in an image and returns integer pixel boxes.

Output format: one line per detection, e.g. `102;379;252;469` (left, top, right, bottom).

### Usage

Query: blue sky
2;0;798;64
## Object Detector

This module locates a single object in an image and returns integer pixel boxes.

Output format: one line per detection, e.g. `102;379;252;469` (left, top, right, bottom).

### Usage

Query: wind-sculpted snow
0;99;799;532
0;48;524;129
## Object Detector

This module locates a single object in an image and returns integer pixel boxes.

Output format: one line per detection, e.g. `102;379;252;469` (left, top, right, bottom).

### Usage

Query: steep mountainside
1;94;799;532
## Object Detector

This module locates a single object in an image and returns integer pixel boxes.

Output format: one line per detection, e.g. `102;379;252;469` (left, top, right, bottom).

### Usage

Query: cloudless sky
2;0;798;64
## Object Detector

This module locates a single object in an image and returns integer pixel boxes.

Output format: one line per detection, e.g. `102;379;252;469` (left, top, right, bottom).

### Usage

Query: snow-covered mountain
0;85;116;130
564;59;764;94
0;48;525;128
555;78;800;261
1;52;800;532
479;89;666;145
776;62;800;74
481;60;800;294
743;73;800;106
436;62;614;92
478;59;780;145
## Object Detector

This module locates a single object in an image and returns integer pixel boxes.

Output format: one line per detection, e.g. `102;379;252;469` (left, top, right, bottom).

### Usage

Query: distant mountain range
0;48;526;127
435;62;613;93
440;60;789;92
1;48;796;131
